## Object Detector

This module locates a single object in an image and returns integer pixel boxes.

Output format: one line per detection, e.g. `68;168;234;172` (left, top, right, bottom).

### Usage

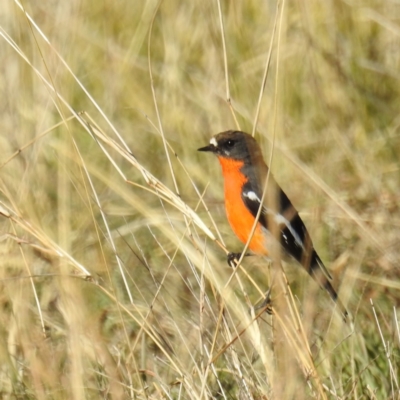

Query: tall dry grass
0;0;399;398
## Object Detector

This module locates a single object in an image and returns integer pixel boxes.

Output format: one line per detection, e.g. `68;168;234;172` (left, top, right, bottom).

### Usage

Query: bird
198;130;347;318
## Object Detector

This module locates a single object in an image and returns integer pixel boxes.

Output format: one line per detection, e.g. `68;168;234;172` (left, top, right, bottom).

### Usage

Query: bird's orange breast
217;157;268;256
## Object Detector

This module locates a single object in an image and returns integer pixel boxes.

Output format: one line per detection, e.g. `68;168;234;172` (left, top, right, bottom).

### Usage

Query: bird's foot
227;252;242;268
227;252;251;268
254;288;273;315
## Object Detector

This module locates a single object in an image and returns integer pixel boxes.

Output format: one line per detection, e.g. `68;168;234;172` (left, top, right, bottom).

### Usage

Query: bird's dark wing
241;176;347;319
241;180;332;280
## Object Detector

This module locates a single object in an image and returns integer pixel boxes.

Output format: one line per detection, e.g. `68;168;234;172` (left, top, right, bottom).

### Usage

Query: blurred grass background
0;0;400;398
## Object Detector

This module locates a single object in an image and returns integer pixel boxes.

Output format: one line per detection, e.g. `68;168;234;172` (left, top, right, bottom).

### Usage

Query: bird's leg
255;286;273;315
227;252;241;268
227;252;251;268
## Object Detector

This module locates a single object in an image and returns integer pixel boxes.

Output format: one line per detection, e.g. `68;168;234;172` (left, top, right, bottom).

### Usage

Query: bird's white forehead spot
210;137;218;147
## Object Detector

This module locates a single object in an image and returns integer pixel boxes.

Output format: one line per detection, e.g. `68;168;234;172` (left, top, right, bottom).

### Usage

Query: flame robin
198;130;347;318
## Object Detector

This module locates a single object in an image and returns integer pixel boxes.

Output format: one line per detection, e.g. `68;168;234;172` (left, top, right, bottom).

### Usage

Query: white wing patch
243;189;304;249
243;190;261;203
274;214;304;249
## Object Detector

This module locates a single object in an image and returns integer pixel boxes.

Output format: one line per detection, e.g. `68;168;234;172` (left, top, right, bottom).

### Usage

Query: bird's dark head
198;130;262;162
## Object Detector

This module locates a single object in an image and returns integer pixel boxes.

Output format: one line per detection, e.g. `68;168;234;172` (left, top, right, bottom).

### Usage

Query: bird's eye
226;139;235;147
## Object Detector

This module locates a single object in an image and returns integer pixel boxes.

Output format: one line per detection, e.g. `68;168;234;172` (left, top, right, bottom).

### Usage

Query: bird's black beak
197;144;215;152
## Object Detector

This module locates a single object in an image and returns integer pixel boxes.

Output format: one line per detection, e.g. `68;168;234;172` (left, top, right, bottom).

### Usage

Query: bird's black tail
310;252;348;321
